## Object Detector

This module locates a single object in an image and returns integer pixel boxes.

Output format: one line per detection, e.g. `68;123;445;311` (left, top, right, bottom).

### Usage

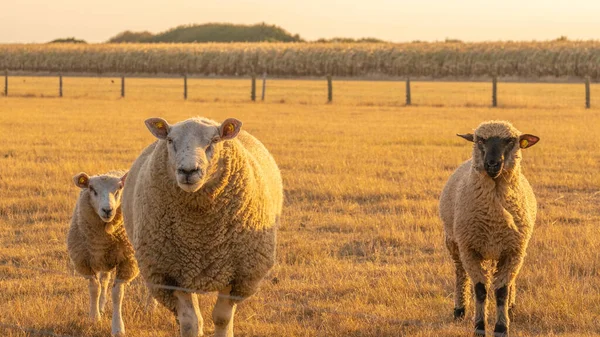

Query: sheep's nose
486;159;501;168
102;208;113;216
177;167;200;177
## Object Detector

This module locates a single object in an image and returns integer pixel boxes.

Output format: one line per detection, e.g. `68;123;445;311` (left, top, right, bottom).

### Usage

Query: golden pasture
0;77;599;336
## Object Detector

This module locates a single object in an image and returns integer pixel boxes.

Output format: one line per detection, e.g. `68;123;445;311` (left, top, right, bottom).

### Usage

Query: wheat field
3;41;600;78
0;78;599;337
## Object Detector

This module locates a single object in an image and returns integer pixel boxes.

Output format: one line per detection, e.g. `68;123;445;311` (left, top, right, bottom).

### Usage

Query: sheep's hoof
494;324;508;337
474;321;485;337
453;307;465;320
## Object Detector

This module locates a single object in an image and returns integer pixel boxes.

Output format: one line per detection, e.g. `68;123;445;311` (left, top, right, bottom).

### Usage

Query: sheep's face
73;172;127;222
145;117;242;193
457;121;539;179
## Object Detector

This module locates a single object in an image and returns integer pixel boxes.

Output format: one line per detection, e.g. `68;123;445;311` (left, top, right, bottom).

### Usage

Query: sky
1;0;600;43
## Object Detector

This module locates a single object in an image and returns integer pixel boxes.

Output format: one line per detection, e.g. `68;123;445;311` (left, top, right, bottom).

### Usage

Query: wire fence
0;262;523;337
1;73;598;109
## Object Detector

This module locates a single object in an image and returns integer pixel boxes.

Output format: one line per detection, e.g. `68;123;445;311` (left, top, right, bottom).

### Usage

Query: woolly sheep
122;117;283;337
439;121;540;337
67;171;139;337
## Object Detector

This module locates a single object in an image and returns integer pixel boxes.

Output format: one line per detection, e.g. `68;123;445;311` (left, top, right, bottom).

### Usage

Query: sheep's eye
166;138;173;144
477;139;484;145
89;187;97;196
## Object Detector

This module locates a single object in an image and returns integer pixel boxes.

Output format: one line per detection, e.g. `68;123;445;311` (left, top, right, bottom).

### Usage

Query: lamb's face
457;121;539;179
73;173;126;222
145;117;242;193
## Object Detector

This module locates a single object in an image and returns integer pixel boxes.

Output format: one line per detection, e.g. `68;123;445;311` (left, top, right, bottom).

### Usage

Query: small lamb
439;121;539;337
67;171;139;337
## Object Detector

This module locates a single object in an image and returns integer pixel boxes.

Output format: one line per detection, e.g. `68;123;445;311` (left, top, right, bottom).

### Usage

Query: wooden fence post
184;74;188;100
121;76;125;98
327;75;333;103
251;75;256;101
261;72;266;101
492;76;498;107
406;78;411;106
4;69;7;97
585;76;591;109
59;74;63;97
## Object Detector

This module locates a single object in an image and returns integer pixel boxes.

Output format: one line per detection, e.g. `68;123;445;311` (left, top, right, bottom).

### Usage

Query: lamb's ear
119;172;128;188
73;172;89;189
145;117;170;140
219;118;243;140
519;134;540;149
457;133;474;142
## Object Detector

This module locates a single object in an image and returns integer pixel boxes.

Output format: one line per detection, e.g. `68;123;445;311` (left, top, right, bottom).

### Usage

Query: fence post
184;74;188;100
59;74;63;97
4;69;7;97
261;72;266;101
327;75;333;103
585;76;591;109
492;76;498;107
251;75;256;101
121;76;125;98
405;78;411;106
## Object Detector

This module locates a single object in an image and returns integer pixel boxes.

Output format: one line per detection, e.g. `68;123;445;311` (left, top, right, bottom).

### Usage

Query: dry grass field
1;78;599;337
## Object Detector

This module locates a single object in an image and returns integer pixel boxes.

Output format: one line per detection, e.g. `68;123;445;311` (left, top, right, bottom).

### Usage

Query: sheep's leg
493;253;524;337
175;290;203;337
460;249;487;337
213;286;237;337
87;274;101;322
99;271;111;314
111;280;126;336
508;281;517;316
446;238;469;320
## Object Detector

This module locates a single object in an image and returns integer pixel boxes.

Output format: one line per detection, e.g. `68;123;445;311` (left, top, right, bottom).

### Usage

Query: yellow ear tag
520;139;529;148
155;121;164;129
225;123;234;135
79;177;86;185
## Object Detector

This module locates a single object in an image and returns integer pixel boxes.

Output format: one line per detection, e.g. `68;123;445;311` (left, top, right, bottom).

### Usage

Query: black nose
486;159;501;169
177;167;200;177
102;208;113;216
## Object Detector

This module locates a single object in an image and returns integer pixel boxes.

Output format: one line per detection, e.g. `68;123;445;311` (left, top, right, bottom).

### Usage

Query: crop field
3;41;600;78
0;78;599;337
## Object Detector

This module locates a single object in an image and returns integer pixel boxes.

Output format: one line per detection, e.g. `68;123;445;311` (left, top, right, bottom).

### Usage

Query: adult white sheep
122;116;282;337
439;121;539;337
67;171;139;337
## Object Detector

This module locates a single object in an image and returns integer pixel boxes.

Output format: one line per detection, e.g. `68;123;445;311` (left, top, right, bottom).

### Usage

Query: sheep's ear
519;134;540;149
457;133;474;142
145;117;170;140
73;172;89;189
119;172;128;188
219;118;242;140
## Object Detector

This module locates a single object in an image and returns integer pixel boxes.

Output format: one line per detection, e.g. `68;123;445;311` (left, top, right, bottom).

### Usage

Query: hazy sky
2;0;600;43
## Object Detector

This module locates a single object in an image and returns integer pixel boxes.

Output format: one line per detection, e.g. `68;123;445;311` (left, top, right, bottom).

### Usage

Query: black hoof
453;307;465;320
474;321;485;336
494;324;508;336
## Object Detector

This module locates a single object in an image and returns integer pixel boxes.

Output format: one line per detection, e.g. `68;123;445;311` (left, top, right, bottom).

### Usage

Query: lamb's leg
460;249;487;337
99;271;111;314
87;274;101;322
493;253;524;337
111;280;126;336
213;287;237;337
446;238;469;320
175;290;203;337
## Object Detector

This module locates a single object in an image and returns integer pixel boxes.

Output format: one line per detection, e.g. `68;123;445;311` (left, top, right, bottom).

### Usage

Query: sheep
122;116;283;337
439;120;539;337
67;171;139;337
